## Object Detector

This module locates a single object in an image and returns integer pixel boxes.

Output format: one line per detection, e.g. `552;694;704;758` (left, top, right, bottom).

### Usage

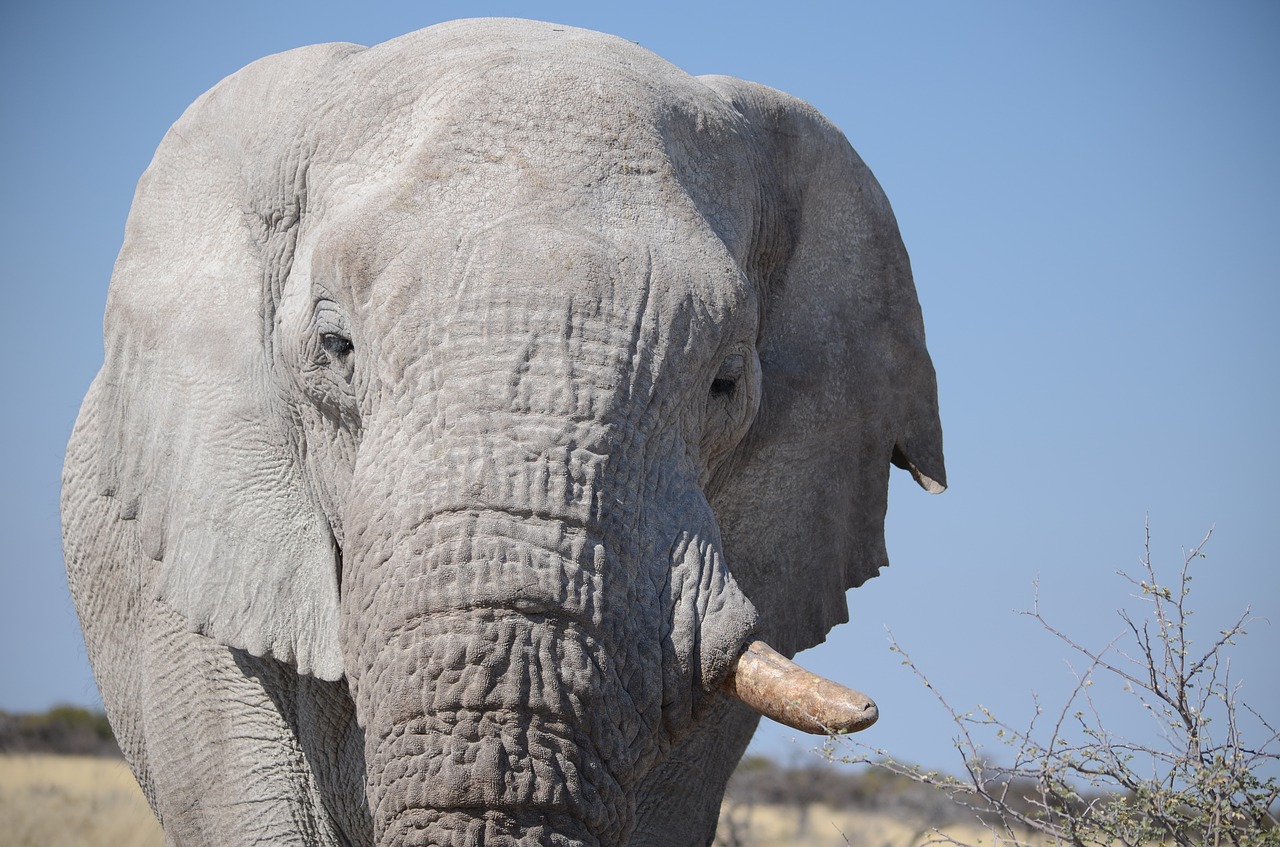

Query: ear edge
892;442;947;494
152;526;347;681
86;43;360;680
697;73;946;656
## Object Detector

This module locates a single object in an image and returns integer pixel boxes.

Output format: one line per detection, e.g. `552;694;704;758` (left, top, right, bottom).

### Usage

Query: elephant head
75;18;943;847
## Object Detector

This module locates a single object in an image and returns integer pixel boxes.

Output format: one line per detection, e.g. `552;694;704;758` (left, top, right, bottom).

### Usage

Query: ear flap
699;76;946;657
93;44;364;681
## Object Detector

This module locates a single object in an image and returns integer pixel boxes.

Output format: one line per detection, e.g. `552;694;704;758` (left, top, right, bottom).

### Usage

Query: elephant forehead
372;18;704;120
312;150;756;343
315;20;701;173
372;66;724;217
350;219;753;405
304;21;759;254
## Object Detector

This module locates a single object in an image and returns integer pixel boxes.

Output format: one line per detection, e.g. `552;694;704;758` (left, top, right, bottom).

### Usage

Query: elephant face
80;19;943;847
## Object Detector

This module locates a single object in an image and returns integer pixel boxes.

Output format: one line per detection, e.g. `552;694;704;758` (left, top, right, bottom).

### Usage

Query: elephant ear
93;43;363;681
699;76;946;657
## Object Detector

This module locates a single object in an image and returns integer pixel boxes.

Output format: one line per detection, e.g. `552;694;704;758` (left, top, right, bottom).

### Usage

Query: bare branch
817;524;1278;847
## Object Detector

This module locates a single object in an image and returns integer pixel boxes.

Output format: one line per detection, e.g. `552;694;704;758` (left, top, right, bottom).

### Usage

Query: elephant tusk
722;640;879;735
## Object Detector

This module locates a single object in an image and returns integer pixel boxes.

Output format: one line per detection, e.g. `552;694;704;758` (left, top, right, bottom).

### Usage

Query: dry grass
1;755;1012;847
716;802;1014;847
0;755;161;847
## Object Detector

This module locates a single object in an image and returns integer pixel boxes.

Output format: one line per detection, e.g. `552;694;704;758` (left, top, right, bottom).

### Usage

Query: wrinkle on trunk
345;513;656;847
361;620;636;846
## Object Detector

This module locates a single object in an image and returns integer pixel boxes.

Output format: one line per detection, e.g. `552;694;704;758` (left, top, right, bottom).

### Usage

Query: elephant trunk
342;503;661;847
361;614;628;846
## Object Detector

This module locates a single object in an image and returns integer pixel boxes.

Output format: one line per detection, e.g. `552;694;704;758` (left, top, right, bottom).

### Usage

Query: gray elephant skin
61;18;944;847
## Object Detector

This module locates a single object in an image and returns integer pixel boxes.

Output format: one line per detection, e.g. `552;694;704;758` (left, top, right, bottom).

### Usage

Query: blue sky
2;1;1276;772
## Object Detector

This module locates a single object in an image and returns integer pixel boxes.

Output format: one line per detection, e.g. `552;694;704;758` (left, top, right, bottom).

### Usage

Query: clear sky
1;1;1276;773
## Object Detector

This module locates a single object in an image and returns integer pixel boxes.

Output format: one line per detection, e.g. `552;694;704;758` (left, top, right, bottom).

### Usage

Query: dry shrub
826;525;1280;847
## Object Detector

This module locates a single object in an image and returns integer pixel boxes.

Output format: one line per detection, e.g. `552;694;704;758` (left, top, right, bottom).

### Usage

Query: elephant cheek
662;525;760;737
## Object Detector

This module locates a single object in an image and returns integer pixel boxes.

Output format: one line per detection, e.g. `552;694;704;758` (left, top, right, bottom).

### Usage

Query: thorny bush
825;523;1279;847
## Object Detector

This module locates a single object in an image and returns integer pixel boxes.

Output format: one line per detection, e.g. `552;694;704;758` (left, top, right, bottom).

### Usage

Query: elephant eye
710;353;745;400
710;377;736;398
701;347;759;475
320;333;354;360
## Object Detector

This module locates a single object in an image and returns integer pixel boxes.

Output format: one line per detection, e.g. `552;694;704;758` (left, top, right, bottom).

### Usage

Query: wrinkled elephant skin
61;18;945;847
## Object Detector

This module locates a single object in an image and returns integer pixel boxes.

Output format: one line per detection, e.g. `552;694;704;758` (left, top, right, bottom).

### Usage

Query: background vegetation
828;527;1279;846
0;705;119;757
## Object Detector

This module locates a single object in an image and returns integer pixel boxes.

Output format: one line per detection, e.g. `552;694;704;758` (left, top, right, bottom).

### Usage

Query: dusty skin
62;18;944;846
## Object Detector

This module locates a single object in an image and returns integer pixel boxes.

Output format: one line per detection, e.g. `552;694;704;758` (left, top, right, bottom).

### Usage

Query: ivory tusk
722;640;879;734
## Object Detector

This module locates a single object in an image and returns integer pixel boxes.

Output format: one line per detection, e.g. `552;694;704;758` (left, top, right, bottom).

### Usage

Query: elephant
61;18;944;847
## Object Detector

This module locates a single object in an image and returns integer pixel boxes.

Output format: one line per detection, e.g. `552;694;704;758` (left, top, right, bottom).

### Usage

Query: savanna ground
0;753;1001;847
0;755;161;847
